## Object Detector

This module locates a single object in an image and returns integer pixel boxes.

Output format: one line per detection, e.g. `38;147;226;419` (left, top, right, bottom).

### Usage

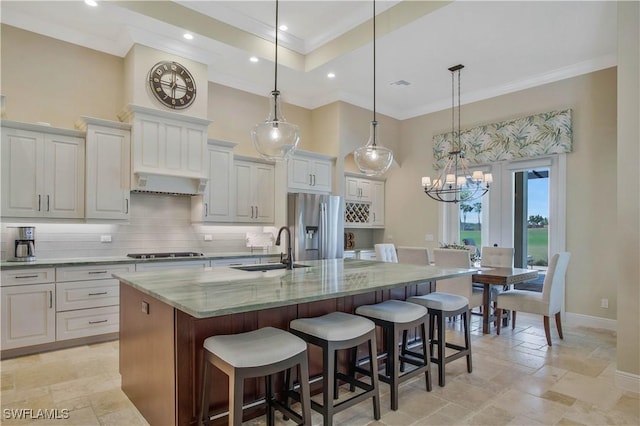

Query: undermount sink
231;263;310;272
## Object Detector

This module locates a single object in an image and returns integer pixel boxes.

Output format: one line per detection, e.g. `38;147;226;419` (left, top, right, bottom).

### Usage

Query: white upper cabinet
287;151;334;193
345;176;372;202
119;105;210;194
234;157;275;224
192;140;236;223
81;117;131;220
1;122;85;218
344;174;385;228
370;180;385;227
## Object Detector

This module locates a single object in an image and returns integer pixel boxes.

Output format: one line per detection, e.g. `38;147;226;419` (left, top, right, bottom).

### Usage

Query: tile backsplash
1;193;275;260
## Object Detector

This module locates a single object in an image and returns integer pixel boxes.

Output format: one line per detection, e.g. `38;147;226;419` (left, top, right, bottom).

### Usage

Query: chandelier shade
354;0;393;177
422;65;491;203
251;0;300;161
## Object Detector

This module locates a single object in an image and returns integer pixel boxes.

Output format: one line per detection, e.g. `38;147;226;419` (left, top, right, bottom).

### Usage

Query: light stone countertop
0;252;279;270
113;258;475;319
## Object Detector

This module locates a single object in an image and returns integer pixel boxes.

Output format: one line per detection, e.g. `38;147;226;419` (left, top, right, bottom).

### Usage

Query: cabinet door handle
89;319;108;325
125;198;129;214
255;206;258;218
204;203;208;217
88;292;108;296
312;174;316;186
49;291;53;309
15;274;38;279
38;194;42;211
88;271;108;275
250;206;254;218
309;174;313;186
47;195;50;212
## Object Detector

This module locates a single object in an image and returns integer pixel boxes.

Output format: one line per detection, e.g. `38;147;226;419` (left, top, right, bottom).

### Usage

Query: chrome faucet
275;226;293;270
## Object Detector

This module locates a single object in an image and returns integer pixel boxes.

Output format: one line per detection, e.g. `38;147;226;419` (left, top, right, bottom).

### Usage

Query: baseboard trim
565;312;617;331
615;370;640;393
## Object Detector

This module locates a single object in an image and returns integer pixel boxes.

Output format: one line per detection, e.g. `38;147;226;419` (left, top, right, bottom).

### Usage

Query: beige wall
0;25;124;127
386;68;619;321
616;1;639;379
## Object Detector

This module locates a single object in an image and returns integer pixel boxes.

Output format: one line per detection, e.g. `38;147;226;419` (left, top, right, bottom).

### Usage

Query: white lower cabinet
1;282;56;350
54;264;134;342
56;306;119;341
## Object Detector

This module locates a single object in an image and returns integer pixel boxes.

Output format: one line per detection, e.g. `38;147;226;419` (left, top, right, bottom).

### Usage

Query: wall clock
148;61;196;109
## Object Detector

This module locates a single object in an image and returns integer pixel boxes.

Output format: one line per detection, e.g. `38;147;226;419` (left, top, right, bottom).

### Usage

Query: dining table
472;267;539;334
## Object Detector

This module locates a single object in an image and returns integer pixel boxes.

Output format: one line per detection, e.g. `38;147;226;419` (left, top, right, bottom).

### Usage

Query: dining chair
480;246;515;297
396;246;430;265
495;252;571;346
432;249;483;311
375;243;398;263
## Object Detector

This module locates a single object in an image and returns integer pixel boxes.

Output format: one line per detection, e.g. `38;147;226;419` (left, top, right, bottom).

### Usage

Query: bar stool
199;327;312;426
355;299;432;410
407;293;472;387
289;311;380;426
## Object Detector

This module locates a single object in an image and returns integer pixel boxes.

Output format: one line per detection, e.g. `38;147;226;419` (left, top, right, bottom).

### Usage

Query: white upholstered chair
432;248;483;310
479;246;515;303
480;247;514;268
496;252;571;346
375;243;398;263
396;246;430;265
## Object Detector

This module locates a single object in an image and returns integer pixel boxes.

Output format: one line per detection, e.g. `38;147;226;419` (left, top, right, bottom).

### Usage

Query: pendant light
251;0;300;161
353;0;393;176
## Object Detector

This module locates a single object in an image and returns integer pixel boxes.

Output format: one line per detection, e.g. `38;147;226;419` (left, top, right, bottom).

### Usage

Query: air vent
390;80;411;86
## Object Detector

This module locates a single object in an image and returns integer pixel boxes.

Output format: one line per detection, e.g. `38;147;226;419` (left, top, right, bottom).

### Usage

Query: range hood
132;171;208;196
119;105;212;196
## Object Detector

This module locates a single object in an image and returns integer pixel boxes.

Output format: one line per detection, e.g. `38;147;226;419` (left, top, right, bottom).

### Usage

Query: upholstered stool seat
355;299;432;410
407;292;472;387
289;312;380;426
199;327;311;426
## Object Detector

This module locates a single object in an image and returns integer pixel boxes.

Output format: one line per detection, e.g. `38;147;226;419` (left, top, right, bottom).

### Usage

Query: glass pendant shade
354;120;393;176
252;90;300;161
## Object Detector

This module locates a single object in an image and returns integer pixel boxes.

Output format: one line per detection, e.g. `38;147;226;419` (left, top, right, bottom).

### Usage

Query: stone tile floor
1;313;638;425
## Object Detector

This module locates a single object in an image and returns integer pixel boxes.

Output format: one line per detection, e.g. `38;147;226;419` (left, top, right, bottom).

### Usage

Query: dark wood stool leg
368;335;381;420
298;357;312;426
420;322;432;392
463;310;472;373
323;342;335;426
389;324;400;411
266;374;274;426
229;371;243;426
199;354;210;426
436;311;445;387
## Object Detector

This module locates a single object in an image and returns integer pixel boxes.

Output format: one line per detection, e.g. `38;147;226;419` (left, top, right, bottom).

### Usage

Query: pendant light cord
274;0;279;94
372;0;377;146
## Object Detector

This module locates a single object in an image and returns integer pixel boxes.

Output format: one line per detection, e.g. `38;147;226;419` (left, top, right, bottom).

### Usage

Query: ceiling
0;1;618;120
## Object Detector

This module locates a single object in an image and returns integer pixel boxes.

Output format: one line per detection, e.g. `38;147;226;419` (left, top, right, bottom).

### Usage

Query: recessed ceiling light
327;73;336;79
183;33;194;40
279;25;288;31
249;56;259;63
84;0;97;6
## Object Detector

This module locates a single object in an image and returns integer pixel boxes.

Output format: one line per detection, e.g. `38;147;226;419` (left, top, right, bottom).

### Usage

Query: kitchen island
115;259;474;426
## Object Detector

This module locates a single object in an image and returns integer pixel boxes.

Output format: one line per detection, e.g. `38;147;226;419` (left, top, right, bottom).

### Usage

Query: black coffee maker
14;226;36;262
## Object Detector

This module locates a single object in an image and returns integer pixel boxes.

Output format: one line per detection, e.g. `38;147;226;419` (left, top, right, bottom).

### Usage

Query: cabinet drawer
56;306;119;341
0;268;55;286
56;264;134;282
56;279;119;311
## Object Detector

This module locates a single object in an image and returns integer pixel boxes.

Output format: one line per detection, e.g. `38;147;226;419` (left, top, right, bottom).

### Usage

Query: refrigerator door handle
319;202;326;258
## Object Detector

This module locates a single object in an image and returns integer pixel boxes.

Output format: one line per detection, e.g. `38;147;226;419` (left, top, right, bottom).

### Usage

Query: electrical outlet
600;298;608;309
100;235;112;243
425;234;434;242
204;234;213;241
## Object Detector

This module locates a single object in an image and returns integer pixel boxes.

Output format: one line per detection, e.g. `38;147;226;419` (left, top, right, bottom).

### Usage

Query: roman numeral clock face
148;61;196;109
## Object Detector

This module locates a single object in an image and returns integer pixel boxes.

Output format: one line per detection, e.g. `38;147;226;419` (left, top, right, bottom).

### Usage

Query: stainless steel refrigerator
287;193;344;261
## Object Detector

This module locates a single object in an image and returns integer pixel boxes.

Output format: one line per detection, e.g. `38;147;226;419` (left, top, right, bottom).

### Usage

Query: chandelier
422;64;492;203
251;0;300;161
353;0;393;177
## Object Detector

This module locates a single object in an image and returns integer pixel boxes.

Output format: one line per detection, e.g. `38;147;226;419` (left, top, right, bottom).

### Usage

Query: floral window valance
433;109;572;170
